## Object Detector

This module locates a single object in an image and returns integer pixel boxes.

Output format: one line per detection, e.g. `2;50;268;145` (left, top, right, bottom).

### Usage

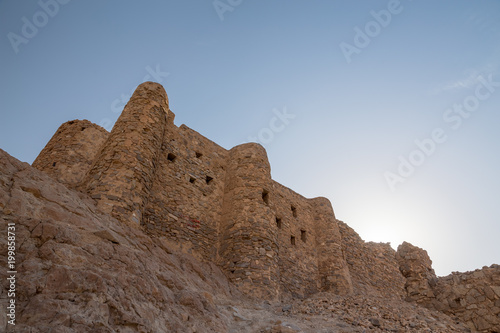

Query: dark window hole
196;152;203;158
276;217;282;229
206;176;213;185
167;153;176;162
291;205;297;217
301;230;307;242
262;190;269;205
291;236;296;246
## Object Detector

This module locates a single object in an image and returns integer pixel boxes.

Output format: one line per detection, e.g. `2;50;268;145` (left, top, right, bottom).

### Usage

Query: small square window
262;190;269;205
301;230;307;242
167;153;176;162
196;152;203;158
206;176;213;185
291;236;296;246
189;176;196;183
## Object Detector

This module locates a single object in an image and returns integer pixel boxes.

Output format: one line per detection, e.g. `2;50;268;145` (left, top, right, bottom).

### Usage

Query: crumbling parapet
218;143;280;300
397;242;500;332
32;120;109;187
82;81;169;226
396;241;438;304
311;197;353;295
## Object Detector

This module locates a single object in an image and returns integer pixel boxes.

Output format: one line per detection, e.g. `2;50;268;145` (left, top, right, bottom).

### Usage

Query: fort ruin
31;81;500;331
32;81;352;300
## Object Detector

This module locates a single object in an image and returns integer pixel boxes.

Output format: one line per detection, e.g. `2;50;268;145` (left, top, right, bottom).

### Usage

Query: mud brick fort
31;82;500;331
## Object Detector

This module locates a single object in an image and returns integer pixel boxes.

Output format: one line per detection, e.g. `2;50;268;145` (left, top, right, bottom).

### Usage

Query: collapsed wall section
142;122;227;261
396;241;437;304
32;120;108;187
435;266;500;332
82;82;169;226
338;220;405;298
397;242;500;332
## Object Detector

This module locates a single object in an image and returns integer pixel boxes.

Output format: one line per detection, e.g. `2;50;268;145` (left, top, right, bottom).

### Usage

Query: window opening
301;230;307;242
167;153;176;162
262;190;269;205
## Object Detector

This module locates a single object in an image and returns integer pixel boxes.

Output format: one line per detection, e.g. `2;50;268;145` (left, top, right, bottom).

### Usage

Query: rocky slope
0;148;475;332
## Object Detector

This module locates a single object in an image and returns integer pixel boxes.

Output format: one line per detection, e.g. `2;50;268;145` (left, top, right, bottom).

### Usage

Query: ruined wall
32;120;108;187
82;82;169;225
396;241;437;303
266;184;352;298
31;81;400;303
338;220;405;298
29;81;500;329
397;242;500;332
270;182;321;298
311;197;353;295
141;126;352;300
435;266;500;332
143;120;227;261
218;143;280;300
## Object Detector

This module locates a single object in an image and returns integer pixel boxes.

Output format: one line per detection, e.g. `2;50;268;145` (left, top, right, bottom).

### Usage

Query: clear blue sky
1;0;499;276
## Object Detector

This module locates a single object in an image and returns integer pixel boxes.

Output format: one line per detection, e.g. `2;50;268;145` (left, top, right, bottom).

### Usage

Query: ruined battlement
31;82;500;331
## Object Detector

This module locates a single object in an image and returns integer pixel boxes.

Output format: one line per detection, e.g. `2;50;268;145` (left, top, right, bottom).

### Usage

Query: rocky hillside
0;147;475;332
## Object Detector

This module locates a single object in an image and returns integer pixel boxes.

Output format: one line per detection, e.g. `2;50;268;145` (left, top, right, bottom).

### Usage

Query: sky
1;0;499;277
